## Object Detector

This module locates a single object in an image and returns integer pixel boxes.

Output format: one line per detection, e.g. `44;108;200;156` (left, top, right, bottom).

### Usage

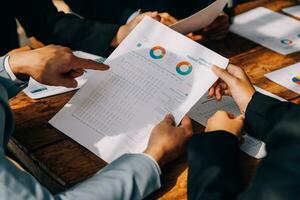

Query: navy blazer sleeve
245;92;297;142
187;132;243;200
64;0;136;25
238;106;300;200
187;93;300;200
14;0;120;56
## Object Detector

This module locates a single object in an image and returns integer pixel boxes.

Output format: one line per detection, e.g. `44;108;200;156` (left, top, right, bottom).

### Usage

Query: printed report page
50;16;228;163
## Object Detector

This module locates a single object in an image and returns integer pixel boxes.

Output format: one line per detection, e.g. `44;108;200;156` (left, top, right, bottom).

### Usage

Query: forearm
245;92;298;141
0;153;160;200
0;84;15;149
187;131;243;200
57;154;161;200
65;0;136;25
48;13;120;56
16;0;120;57
239;114;300;199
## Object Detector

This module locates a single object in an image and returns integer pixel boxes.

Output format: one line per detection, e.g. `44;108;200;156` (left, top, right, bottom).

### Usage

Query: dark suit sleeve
187;131;243;200
245;92;298;142
15;0;120;56
238;107;300;200
64;0;136;25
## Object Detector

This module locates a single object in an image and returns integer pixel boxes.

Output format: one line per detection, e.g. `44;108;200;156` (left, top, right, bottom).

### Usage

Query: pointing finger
164;114;175;126
180;116;193;136
72;57;110;71
58;77;78;88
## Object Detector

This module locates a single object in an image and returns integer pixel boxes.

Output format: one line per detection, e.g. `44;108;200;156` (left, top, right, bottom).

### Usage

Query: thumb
236;114;245;121
150;11;159;17
58;77;78;88
72;57;110;71
212;65;236;85
163;114;175;126
180;116;193;136
146;11;160;21
8;46;31;55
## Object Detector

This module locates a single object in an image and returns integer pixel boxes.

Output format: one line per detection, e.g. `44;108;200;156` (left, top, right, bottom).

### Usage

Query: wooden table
8;0;300;199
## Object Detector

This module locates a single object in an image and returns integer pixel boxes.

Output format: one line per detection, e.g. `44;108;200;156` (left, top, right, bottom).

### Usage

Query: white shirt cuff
126;9;141;24
4;55;25;84
141;153;162;175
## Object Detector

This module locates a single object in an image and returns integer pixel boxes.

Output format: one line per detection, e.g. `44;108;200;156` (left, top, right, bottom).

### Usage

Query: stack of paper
50;17;228;163
188;86;286;159
230;7;300;55
283;5;300;19
265;62;300;94
170;0;227;34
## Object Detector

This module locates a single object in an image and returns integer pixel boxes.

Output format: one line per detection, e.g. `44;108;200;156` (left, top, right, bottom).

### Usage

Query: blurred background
18;0;70;46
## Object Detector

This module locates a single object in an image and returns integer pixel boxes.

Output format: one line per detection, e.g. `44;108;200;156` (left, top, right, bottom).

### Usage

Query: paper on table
188;86;286;159
170;0;227;34
282;5;300;19
230;7;300;55
265;62;300;94
49;16;228;163
23;51;106;99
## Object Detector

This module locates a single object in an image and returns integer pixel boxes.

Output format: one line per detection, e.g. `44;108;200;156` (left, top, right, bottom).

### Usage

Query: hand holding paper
50;16;228;163
144;114;193;166
170;0;228;34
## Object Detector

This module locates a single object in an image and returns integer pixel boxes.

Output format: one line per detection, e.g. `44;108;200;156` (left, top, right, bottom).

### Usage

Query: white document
265;62;300;94
170;0;228;34
188;86;286;159
282;5;300;19
230;7;300;55
50;16;229;163
23;51;106;99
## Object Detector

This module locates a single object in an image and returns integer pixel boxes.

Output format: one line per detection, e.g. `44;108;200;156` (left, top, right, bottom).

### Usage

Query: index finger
163;114;175;126
72;57;110;71
160;13;178;24
180;116;193;135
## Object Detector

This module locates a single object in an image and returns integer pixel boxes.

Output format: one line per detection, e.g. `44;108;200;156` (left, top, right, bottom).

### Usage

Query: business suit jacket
64;0;215;24
0;0;120;56
187;92;300;200
0;55;161;200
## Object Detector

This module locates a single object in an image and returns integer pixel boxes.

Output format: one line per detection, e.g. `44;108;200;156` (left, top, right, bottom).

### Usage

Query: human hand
208;64;255;113
8;46;31;55
144;114;193;167
205;111;245;137
112;12;160;47
203;12;229;40
9;45;109;88
186;33;205;42
158;12;178;26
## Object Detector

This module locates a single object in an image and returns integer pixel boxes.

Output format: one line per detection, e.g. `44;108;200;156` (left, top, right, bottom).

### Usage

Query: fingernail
166;113;174;119
212;65;218;70
102;64;110;70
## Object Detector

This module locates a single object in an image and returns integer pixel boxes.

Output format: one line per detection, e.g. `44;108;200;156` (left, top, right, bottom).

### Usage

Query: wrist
9;54;29;75
240;91;255;113
144;147;166;167
205;127;241;137
7;54;30;81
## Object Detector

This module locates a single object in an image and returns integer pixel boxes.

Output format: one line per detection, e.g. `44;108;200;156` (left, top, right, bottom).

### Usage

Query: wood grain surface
8;0;300;199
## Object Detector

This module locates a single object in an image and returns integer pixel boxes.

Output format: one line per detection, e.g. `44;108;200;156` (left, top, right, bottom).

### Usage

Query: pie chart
281;39;293;45
292;75;300;85
176;61;193;76
149;46;166;59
